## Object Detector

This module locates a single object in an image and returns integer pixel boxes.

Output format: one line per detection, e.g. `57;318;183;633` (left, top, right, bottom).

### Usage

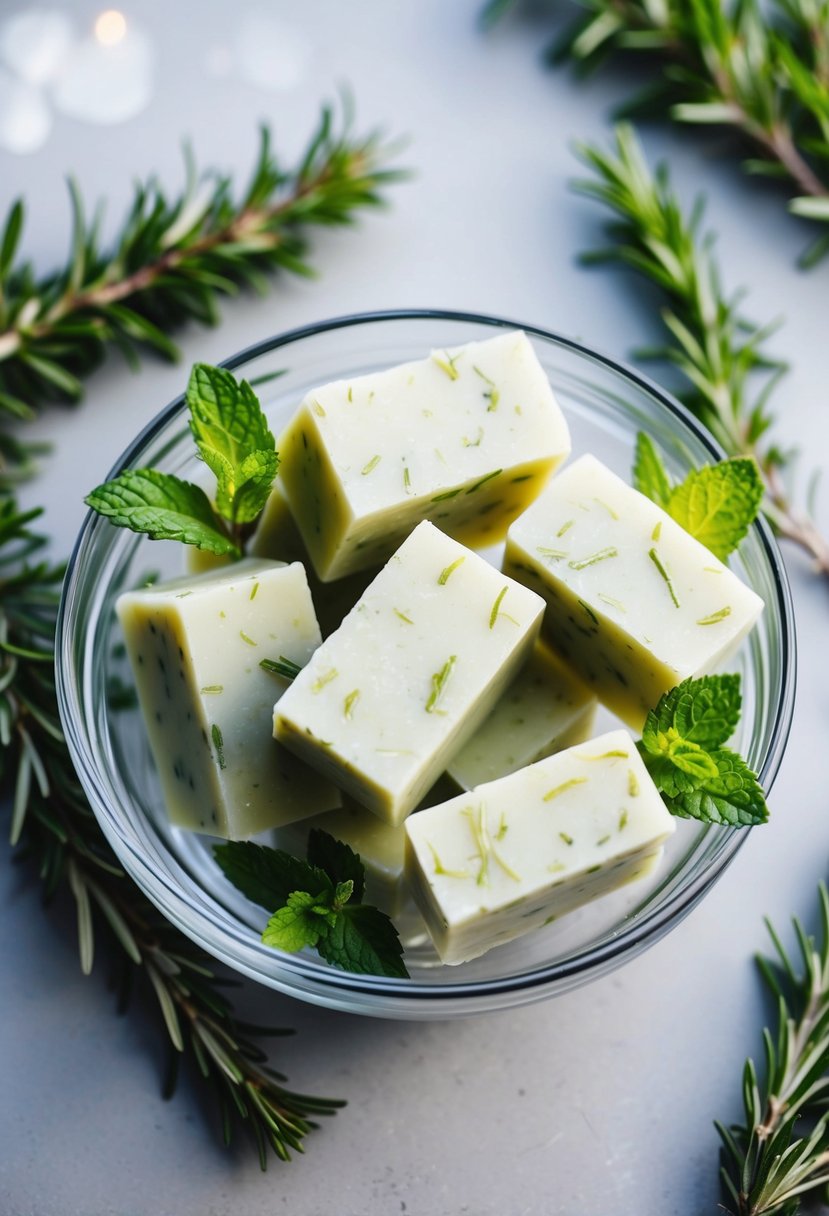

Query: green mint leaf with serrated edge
667;748;768;827
186;363;278;526
642;674;741;752
633;432;672;508
316;903;408;979
262;891;324;952
85;468;238;556
665;458;763;560
213;841;332;910
637;745;713;797
306;828;365;904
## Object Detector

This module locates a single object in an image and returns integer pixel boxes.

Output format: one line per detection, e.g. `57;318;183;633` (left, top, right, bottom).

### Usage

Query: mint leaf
316;904;408;978
262;891;324;952
186;363;278;526
665;736;720;781
85;468;238;556
307;828;365;903
633;432;672;508
665;458;763;560
668;748;768;826
214;841;332;910
642;674;741;752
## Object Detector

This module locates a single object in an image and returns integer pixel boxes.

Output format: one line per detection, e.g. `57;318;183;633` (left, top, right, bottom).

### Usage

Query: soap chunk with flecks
117;559;341;839
277;330;571;580
274;521;545;825
405;730;675;965
503;454;764;728
446;641;597;790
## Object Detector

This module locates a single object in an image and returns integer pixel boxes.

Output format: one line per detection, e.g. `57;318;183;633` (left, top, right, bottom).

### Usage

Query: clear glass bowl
56;310;796;1019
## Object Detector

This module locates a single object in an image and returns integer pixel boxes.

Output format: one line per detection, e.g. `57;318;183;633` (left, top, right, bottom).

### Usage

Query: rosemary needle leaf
718;883;829;1215
490;0;829;254
573;124;829;583
0;99;403;483
0;500;343;1163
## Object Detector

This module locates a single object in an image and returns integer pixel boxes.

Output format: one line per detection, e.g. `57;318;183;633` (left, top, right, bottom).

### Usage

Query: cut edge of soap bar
404;729;676;965
277;331;571;581
273;522;546;825
117;558;342;839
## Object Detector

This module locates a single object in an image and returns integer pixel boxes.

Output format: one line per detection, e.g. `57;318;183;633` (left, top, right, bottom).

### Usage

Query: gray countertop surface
1;3;827;1213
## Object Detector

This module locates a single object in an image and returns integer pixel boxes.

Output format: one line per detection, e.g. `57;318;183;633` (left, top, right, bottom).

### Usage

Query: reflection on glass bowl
56;310;796;1019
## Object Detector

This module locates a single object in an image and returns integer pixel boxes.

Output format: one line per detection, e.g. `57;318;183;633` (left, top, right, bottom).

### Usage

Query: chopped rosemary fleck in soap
343;689;360;719
489;585;512;629
431;486;462;502
544;777;587;802
462;427;484;448
211;724;226;770
259;656;301;680
576;749;628;760
559;831;574;846
429;842;469;880
619;809;629;830
200;684;223;694
537;547;567;562
425;655;456;713
557;519;574;538
627;770;639;798
432;351;461;380
696;606;732;625
651;521;662;542
249;581;259;600
239;630;257;647
393;607;414;624
312;668;339;693
437;556;466;585
403;465;412;491
568;546;619;571
596;834;611;846
593;498;619;519
648;547;680;607
311;398;326;417
466;469;501;495
361;454;381;476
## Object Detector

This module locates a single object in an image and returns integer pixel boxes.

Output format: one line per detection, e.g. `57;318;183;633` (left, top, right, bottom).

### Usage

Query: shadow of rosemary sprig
483;0;829;265
0;97;404;482
572;124;829;582
0;498;343;1165
718;884;829;1215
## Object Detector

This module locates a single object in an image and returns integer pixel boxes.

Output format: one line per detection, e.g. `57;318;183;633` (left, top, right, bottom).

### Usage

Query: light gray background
1;2;827;1214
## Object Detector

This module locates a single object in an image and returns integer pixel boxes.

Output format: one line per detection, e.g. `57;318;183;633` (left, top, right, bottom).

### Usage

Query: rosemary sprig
573;124;829;580
0;499;343;1164
487;0;829;264
717;883;829;1215
0;99;402;480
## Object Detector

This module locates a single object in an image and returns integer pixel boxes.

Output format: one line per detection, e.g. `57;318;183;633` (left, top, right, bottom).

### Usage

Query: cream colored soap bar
446;641;597;790
405;730;675;965
274;521;545;825
277;330;571;580
503;454;764;727
117;559;341;839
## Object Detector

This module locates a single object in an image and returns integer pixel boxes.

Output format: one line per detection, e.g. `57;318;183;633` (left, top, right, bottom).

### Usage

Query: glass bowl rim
56;307;797;1008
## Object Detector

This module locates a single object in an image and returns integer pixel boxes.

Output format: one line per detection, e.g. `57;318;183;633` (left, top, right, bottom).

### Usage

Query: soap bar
503;454;763;727
117;559;341;839
404;730;675;965
277;330;571;580
187;483;376;637
445;641;597;790
274;521;545;825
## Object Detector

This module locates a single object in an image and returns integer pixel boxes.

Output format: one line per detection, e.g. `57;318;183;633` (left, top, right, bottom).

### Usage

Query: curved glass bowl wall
56;311;796;1018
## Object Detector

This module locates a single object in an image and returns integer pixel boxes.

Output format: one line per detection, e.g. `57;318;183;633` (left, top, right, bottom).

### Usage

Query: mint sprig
638;675;768;827
85;363;278;558
186;364;278;527
632;433;763;560
214;830;408;979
